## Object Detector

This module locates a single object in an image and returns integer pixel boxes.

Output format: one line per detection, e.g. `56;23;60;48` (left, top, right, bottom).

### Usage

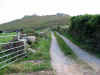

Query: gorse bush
69;14;100;56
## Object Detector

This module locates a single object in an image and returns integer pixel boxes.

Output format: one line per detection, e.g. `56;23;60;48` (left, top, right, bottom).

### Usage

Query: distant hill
0;15;70;32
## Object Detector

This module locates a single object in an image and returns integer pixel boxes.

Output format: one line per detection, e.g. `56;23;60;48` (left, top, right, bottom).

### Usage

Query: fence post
23;39;27;57
17;32;20;40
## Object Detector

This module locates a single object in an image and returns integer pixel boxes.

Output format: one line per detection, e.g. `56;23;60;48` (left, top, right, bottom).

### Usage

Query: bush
69;14;100;55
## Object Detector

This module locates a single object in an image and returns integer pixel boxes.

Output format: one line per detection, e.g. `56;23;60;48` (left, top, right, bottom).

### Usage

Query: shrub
69;14;100;55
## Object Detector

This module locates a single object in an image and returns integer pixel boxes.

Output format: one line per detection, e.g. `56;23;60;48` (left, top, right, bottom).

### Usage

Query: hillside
0;15;70;32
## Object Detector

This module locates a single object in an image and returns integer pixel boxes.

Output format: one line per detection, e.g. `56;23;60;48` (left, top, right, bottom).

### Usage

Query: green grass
0;32;16;43
2;32;52;74
62;32;81;47
0;32;16;36
0;68;7;75
54;32;77;59
6;62;51;73
24;32;51;61
0;15;70;32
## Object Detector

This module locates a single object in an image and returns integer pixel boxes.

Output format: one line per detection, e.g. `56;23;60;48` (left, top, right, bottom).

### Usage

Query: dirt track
57;32;100;73
50;32;98;75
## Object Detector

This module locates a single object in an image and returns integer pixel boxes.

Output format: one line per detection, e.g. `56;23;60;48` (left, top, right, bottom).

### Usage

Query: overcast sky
0;0;100;24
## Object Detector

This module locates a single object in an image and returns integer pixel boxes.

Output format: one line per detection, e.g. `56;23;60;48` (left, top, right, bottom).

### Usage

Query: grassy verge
0;32;52;75
60;32;86;49
54;32;77;59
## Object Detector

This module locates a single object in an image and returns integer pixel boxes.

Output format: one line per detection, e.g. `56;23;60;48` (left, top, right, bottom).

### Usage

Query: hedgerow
69;14;100;56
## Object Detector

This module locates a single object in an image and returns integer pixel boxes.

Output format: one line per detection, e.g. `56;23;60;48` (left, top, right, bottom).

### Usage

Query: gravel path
57;32;100;73
50;32;92;75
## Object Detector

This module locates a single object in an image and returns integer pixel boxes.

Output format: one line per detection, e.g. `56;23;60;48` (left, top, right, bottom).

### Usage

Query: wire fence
0;32;27;70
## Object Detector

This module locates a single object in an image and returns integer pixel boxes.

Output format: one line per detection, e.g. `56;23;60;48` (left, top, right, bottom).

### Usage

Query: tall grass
54;32;77;59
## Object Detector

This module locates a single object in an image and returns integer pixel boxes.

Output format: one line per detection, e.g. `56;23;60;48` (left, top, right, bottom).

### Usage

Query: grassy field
0;32;52;75
0;32;16;43
0;15;70;32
